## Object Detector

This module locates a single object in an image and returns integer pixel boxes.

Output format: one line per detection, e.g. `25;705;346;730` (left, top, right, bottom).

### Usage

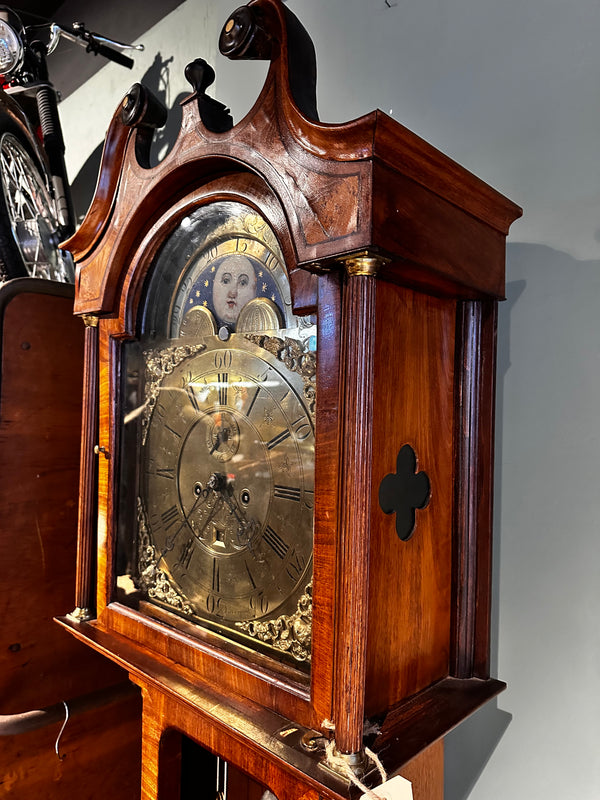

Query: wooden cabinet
0;279;141;798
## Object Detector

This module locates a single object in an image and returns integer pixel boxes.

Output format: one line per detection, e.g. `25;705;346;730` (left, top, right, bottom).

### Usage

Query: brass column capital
339;252;388;278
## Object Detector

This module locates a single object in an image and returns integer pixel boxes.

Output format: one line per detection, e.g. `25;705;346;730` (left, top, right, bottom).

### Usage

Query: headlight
0;19;23;76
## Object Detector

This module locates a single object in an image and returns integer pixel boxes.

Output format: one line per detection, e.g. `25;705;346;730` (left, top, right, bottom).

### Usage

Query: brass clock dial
139;338;314;635
118;202;316;666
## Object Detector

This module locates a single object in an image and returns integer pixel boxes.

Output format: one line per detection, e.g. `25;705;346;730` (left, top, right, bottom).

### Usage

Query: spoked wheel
0;131;74;282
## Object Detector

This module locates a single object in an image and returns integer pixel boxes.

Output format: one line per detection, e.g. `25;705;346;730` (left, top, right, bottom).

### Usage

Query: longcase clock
58;1;522;797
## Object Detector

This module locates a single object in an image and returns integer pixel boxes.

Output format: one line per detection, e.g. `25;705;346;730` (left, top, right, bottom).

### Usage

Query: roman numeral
186;384;201;412
212;558;220;592
161;505;180;530
273;485;301;502
246;386;260;417
263;526;289;559
218;374;228;406
155;467;175;480
266;428;291;450
176;538;194;571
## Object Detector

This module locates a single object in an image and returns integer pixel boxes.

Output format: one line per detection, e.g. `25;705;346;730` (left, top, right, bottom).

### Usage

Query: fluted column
332;254;382;758
68;315;99;622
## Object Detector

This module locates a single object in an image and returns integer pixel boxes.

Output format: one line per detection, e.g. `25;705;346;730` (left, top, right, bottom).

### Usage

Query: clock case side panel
363;282;504;769
96;319;119;621
311;269;343;730
85;176;339;732
367;283;456;717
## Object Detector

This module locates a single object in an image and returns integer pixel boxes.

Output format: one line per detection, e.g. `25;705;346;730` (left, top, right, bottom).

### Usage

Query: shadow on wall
446;241;600;797
51;0;185;101
443;271;526;800
70;51;190;223
444;700;512;800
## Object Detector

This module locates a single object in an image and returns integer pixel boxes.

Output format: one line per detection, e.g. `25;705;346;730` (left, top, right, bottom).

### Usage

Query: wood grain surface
0;281;141;798
333;270;377;754
0;284;124;712
366;284;455;716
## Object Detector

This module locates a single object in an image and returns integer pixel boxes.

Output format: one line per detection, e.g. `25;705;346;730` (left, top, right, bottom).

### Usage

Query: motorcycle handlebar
48;22;142;69
89;41;134;69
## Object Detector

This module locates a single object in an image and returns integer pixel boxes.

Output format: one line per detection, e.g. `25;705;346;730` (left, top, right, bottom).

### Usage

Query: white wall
55;1;600;797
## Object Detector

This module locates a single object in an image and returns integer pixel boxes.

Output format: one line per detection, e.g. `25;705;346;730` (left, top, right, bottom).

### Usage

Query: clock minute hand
153;486;212;567
207;473;261;554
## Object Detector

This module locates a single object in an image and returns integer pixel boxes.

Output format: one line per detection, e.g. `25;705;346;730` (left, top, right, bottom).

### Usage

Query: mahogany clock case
56;0;521;793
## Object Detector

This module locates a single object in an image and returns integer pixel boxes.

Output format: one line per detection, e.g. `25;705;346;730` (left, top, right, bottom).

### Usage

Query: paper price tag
360;775;413;800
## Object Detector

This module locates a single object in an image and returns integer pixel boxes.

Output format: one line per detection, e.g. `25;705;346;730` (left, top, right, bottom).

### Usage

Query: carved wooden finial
219;0;319;122
181;57;233;133
120;82;167;129
219;5;274;60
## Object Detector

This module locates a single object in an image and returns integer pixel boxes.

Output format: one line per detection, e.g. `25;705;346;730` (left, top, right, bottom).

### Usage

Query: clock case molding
57;0;522;795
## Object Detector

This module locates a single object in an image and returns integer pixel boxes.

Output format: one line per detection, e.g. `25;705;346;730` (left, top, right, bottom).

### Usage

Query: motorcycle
0;6;143;282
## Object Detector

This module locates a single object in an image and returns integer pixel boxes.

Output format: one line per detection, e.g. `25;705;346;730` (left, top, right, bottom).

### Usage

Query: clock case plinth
57;0;521;795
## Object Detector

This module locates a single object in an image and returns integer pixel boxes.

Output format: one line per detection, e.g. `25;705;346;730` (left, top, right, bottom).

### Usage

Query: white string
365;746;387;784
324;740;388;799
54;701;69;760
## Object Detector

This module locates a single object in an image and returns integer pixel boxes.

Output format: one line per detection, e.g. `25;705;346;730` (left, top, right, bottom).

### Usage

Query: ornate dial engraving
137;497;194;615
236;582;312;662
245;334;316;416
140;342;206;444
136;335;314;660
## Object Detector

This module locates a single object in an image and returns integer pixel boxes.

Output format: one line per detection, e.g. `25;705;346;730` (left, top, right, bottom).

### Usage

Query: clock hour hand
206;472;261;554
195;487;225;540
